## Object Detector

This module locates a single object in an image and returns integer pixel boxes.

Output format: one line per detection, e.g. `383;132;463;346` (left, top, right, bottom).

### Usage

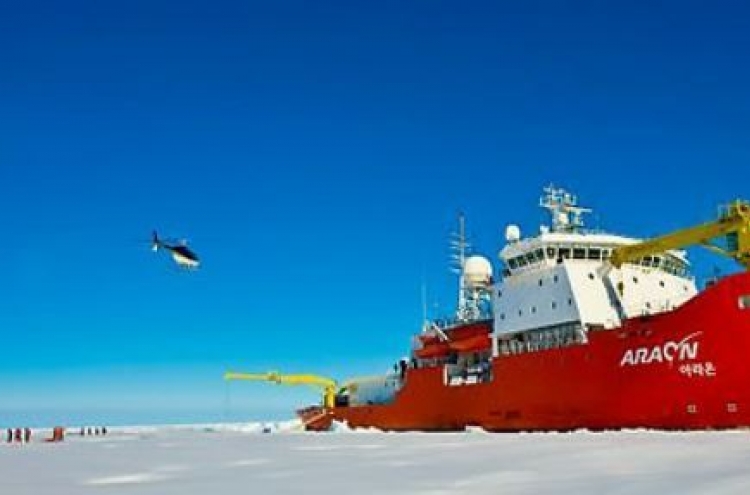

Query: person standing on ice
23;428;31;444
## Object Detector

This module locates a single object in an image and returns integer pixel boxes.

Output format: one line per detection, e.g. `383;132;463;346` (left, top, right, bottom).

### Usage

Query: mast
455;213;467;317
452;212;476;322
539;185;592;233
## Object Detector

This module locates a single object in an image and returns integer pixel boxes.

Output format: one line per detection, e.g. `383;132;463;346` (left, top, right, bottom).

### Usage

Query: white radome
464;255;493;287
505;224;521;243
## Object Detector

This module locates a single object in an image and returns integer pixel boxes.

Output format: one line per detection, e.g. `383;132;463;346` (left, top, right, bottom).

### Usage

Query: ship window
642;256;653;267
653;256;662;268
568;298;573;306
526;252;537;264
553;275;559;283
535;248;545;261
664;259;674;274
518;310;523;317
500;313;505;320
532;306;536;313
659;281;665;288
517;256;528;267
588;273;595;280
546;247;556;259
602;249;611;260
588;248;601;260
738;295;750;310
573;248;586;259
551;301;557;309
508;258;518;269
538;279;543;287
633;277;639;284
558;248;571;260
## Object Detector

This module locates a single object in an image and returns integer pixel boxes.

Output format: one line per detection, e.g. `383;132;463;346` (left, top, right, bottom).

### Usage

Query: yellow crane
223;371;338;408
609;200;750;270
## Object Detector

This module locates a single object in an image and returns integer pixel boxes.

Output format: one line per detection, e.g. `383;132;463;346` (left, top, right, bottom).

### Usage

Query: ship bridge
492;187;698;350
500;232;691;280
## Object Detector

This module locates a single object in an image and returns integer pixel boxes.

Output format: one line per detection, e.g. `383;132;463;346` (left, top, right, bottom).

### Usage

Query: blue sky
2;0;750;426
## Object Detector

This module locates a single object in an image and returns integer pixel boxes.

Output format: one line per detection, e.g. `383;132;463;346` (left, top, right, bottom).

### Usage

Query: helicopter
151;231;200;269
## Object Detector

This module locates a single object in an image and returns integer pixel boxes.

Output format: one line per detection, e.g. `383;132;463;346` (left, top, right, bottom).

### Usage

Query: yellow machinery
224;371;338;408
610;200;750;270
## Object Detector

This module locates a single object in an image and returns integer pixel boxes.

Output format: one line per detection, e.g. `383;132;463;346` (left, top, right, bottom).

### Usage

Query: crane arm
224;371;338;408
610;201;750;270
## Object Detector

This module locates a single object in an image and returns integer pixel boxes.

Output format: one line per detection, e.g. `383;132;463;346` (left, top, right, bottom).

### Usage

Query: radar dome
463;255;493;288
505;224;521;243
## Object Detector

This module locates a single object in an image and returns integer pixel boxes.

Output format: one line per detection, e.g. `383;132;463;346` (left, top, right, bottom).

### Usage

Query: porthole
588;273;595;280
553;275;559;283
538;279;543;287
500;313;506;320
497;290;502;298
568;298;573;306
532;306;536;314
659;281;665;288
633;277;639;284
518;310;523;317
551;302;557;309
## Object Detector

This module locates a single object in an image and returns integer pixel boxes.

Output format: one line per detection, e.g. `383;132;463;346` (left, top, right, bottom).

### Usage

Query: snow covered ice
3;423;750;494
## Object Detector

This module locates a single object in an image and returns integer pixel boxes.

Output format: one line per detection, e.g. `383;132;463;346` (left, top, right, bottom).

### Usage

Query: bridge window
508;258;518;269
588;248;601;260
558;248;571;260
573;248;586;259
517;256;528;267
546;247;556;259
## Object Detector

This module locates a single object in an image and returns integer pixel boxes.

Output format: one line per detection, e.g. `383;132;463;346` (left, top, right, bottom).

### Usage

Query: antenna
421;279;429;332
451;212;469;319
539;185;592;233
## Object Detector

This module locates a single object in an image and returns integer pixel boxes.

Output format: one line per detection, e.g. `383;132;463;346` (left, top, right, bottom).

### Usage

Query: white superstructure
490;186;698;344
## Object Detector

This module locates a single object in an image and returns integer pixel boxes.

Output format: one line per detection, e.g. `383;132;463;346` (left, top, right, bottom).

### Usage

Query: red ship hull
310;273;750;431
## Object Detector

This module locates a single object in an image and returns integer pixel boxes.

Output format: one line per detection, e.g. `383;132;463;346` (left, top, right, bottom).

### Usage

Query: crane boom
609;200;750;270
224;371;338;408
